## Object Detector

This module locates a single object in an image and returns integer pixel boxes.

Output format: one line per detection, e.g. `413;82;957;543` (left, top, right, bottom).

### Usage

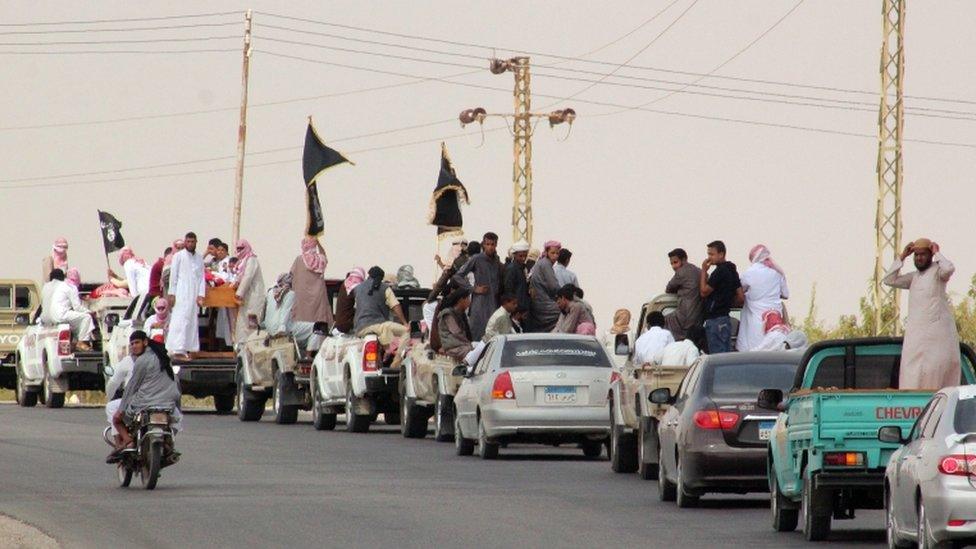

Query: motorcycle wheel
117;463;132;488
140;441;162;490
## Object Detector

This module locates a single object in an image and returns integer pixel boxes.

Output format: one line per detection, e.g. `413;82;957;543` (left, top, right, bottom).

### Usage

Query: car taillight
693;410;739;430
938;455;976;476
58;329;71;356
363;340;378;372
824;452;865;467
610;371;621;385
491;371;515;400
948;520;970;527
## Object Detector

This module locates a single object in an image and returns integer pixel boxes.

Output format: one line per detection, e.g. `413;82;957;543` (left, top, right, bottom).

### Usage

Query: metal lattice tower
873;0;905;336
511;57;533;245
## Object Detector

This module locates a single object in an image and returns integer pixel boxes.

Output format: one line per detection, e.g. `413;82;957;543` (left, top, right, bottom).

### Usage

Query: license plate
149;412;170;424
759;420;775;440
544;386;577;403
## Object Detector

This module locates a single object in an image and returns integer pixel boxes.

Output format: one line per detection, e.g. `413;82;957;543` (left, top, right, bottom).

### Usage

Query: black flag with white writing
97;210;125;254
302;120;353;237
427;142;469;240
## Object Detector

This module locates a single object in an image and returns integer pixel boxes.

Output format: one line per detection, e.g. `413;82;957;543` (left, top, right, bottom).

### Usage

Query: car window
475;343;494;375
123;297;140;319
678;362;702;400
706;361;800;397
810;354;900;390
0;286;10;309
908;399;937;441
15;286;30;309
500;339;611;368
922;396;947;439
954;396;976;434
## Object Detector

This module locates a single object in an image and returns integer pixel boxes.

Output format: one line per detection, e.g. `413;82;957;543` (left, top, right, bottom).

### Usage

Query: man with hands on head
699;240;743;354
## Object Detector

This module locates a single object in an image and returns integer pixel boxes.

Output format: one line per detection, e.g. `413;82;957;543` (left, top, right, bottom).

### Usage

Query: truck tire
345;383;371;433
454;411;474;456
581;440;604;459
43;373;65;409
638;416;659;480
213;394;235;414
770;469;799;532
434;393;454;442
311;379;337;431
383;407;401;426
273;372;299;425
16;366;37;408
658;447;677;502
609;404;638;473
401;394;428;439
237;377;265;422
477;415;499;460
802;475;831;541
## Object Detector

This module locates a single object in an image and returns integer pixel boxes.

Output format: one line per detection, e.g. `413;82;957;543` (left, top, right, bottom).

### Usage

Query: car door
659;361;700;477
455;342;495;436
895;397;943;531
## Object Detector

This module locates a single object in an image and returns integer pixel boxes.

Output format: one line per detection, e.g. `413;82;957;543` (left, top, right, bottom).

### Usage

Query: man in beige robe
883;238;960;390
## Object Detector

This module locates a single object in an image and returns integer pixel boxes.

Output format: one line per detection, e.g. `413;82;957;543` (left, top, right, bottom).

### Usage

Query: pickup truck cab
763;337;976;541
608;294;737;479
310;287;428;433
0;280;38;394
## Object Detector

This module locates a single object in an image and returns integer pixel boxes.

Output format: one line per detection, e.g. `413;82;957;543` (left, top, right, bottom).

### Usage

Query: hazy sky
3;1;975;328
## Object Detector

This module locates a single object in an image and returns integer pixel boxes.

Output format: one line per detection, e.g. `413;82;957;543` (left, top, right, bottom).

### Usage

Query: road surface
0;405;885;548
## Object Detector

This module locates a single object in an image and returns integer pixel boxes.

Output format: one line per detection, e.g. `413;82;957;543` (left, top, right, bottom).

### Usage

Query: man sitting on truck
552;285;596;335
353;267;409;347
436;288;474;361
664;248;703;341
633;311;675;366
883;238;960;389
483;294;519;342
40;269;95;351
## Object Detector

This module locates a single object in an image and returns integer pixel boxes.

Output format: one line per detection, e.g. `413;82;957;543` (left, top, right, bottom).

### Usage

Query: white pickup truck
607;294;738;479
309;287;428;433
399;338;464;441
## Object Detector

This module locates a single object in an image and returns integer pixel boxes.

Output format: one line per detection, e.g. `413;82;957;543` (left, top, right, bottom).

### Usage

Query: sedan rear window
501;339;611;368
955;398;976;434
708;362;799;397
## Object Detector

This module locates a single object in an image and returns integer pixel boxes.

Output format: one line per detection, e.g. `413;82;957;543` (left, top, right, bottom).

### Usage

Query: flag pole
97;211;111;279
231;9;252;247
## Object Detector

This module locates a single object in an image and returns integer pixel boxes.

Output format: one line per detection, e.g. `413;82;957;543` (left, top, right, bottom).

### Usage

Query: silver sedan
882;385;976;549
452;334;613;460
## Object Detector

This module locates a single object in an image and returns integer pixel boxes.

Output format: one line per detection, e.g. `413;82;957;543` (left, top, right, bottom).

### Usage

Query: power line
0;21;240;35
0;48;238;55
0;35;239;46
0;11;242;27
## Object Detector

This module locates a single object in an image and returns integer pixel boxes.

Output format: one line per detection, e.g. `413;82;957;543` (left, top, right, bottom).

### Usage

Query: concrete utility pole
873;0;905;336
231;9;252;247
460;56;575;246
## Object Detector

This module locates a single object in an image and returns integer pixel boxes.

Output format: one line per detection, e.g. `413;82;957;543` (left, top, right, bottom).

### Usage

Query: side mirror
451;364;469;377
104;313;120;333
649;387;673;405
757;389;784;411
878;425;906;444
15;313;29;326
614;334;630;356
104;365;115;377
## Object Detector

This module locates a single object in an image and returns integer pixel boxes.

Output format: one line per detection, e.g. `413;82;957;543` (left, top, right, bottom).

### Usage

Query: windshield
955;398;976;434
708;362;799;397
501;339;611;368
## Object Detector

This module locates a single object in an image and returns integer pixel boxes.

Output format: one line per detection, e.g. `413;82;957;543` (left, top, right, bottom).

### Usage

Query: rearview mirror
757;389;784;411
104;313;120;333
614;334;630;356
649;387;673;405
878;425;906;444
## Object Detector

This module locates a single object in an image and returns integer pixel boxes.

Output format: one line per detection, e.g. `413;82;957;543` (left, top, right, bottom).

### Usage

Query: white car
881;385;976;549
453;333;613;460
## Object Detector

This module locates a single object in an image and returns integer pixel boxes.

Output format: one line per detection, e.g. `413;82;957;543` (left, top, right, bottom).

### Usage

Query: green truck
761;337;976;542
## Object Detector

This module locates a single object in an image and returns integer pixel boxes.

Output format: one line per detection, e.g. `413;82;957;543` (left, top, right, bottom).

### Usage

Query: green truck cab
762;337;976;542
0;280;40;389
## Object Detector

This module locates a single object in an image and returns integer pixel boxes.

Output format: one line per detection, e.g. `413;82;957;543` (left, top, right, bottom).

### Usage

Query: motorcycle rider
107;330;182;463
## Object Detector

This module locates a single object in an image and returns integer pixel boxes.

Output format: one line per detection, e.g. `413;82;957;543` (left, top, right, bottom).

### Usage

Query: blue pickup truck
760;337;976;542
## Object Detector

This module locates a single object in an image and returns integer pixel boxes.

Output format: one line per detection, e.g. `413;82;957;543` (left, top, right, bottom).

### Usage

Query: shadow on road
693;498;768;510
496;453;606;462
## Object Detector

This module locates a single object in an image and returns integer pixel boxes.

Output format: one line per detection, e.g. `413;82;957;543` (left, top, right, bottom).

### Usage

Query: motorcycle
103;407;179;489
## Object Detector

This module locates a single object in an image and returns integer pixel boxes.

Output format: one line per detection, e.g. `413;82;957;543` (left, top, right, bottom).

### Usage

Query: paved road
0;405;885;548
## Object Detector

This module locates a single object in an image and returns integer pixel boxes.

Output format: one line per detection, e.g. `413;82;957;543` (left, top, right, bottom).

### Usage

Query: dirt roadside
0;514;59;548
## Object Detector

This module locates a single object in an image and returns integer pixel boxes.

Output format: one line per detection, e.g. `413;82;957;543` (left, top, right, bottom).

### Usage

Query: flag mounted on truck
97;210;125;254
428;142;469;241
302;119;353;237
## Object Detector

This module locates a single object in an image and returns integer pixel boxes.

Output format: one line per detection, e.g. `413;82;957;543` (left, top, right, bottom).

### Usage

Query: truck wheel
43;374;65;409
477;415;499;460
434;393;454;442
675;460;700;508
237;377;264;422
311;379;336;431
383;407;401;426
637;417;659;480
401;395;428;439
581;440;604;459
770;470;799;532
802;475;831;541
213;394;235;414
16;367;37;408
454;411;474;456
609;406;638;473
657;447;677;502
345;383;371;433
273;372;299;425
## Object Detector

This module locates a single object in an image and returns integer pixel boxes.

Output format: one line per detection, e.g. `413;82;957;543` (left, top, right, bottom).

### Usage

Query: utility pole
231;9;252;247
872;0;905;336
460;56;575;246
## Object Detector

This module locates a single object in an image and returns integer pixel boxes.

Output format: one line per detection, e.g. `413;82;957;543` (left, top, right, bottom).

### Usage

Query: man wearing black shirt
699;240;744;353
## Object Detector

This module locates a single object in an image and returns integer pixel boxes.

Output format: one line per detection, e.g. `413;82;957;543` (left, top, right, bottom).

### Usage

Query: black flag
427;142;469;240
97;210;125;254
302;120;353;237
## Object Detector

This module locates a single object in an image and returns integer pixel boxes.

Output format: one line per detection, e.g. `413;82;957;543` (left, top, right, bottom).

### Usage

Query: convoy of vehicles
0;280;38;391
763;337;976;542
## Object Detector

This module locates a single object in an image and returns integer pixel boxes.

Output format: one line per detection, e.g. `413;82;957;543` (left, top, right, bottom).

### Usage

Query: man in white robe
883;238;960;390
41;269;95;350
737;244;789;352
633;311;675;365
165;232;206;357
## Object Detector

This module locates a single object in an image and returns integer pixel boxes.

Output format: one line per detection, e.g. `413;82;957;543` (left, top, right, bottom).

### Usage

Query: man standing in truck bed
883;238;960;389
452;232;504;341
